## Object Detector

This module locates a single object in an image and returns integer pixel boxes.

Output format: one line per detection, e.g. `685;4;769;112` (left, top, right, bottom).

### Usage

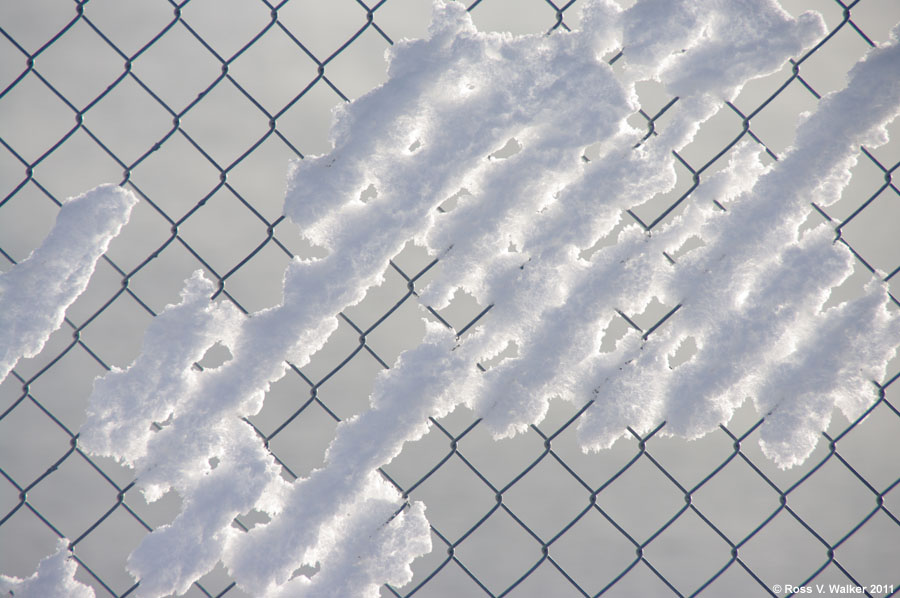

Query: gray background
1;0;899;597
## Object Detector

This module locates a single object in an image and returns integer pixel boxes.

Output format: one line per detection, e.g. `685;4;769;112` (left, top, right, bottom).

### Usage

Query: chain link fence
1;0;899;596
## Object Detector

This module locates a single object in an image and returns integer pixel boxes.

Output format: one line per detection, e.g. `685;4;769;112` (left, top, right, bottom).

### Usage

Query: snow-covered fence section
222;5;900;595
0;184;136;383
55;1;900;596
0;539;95;598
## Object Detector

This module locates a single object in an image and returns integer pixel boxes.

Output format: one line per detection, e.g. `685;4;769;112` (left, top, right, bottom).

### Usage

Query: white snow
0;539;95;598
0;184;136;383
52;1;900;596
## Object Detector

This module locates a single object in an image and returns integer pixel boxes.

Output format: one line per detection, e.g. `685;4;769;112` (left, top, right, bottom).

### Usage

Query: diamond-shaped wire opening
124;241;211;315
0;396;73;486
71;504;149;596
549;503;639;595
222;240;292;313
32;129;123;201
176;78;270;168
595;455;686;544
407;454;498;542
362;299;429;369
392;242;438;285
227;25;320;115
456;423;546;492
248;366;315;435
342;264;413;333
127;128;223;221
731;60;793;116
737;509;829;590
733;411;836;493
25;343;107;432
822;149;888;217
0;72;76;163
797;24;874;97
786;457;879;546
689;455;782;544
316;348;386;420
130;22;222;114
642;509;734;595
433;288;488;336
266;397;339;480
833;399;900;492
76;291;155;370
678;107;745;171
273;76;344;157
83;74;174;167
224;134;301;223
320;25;391;101
454;506;544;596
644;428;736;492
297;315;362;384
176;187;271;277
743;78;819;157
381;420;454;492
833;509;900;592
104;196;176;275
32;18;124;110
839;187;900;275
632;79;672;122
25;450;118;541
120;481;182;532
538;408;642;490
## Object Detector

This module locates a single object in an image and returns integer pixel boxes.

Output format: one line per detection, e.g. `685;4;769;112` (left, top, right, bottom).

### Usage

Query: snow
16;0;892;596
0;184;136;383
0;539;95;598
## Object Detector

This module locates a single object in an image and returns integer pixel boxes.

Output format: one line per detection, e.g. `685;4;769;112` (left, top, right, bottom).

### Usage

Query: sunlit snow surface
67;1;900;596
0;184;136;384
0;539;96;598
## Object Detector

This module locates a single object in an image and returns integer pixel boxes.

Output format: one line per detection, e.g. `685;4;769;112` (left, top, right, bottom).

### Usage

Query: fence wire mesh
1;0;899;597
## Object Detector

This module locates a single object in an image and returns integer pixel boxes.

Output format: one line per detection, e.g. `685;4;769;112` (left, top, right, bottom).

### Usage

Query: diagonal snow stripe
579;25;900;456
224;1;830;594
80;270;243;471
0;184;137;383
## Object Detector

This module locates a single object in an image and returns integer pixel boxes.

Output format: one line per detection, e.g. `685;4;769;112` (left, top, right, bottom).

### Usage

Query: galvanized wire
1;1;899;597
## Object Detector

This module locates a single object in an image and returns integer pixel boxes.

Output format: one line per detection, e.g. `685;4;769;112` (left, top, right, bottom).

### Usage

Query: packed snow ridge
9;0;899;596
0;184;136;384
